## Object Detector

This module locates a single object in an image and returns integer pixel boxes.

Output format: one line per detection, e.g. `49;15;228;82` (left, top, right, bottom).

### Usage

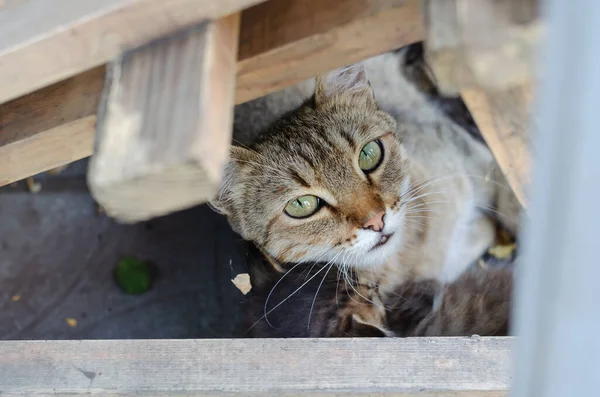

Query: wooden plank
423;0;541;95
236;0;424;104
88;16;239;222
0;337;511;396
511;0;600;395
461;84;533;208
0;0;424;188
0;68;103;186
0;0;265;106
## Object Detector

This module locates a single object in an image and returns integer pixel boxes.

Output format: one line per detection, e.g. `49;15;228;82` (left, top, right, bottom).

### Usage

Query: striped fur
214;46;520;337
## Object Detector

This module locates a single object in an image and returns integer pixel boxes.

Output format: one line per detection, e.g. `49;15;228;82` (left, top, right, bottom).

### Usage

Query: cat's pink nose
363;210;385;232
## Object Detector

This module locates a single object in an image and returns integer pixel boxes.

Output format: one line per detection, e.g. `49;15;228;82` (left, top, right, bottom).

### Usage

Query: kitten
215;46;519;337
244;238;513;337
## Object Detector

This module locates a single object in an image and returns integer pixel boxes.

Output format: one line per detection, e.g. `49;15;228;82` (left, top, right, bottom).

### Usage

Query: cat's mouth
369;233;394;252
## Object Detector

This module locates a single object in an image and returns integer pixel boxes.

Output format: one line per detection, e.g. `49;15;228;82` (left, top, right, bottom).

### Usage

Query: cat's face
213;64;412;270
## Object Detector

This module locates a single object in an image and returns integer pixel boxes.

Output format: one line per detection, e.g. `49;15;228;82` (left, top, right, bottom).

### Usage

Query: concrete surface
0;161;249;340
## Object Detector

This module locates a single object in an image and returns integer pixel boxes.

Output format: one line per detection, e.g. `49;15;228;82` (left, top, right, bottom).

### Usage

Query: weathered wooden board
236;0;423;103
0;337;512;396
461;85;533;207
88;15;239;222
0;0;266;105
0;68;103;186
0;0;423;188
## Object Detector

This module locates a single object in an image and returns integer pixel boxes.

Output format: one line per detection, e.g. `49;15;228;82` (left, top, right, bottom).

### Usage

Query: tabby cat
214;45;520;337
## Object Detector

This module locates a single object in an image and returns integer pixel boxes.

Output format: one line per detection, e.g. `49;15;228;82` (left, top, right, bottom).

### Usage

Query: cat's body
218;44;519;337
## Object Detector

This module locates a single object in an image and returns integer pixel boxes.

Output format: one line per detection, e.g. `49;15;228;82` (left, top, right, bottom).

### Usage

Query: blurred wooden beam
0;0;423;188
423;0;541;95
88;16;240;222
423;0;539;207
0;0;266;105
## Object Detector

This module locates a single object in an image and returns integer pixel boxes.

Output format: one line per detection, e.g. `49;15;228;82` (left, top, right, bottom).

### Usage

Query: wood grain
0;337;512;396
461;84;533;207
0;67;103;185
236;0;424;104
0;0;424;188
0;0;266;105
88;16;239;222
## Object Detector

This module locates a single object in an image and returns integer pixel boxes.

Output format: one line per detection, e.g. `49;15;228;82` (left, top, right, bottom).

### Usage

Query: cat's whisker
460;172;515;193
405;200;455;210
404;192;449;206
342;259;377;305
403;190;451;205
335;265;343;308
403;175;458;197
251;262;335;332
477;204;520;225
263;247;335;327
262;261;305;328
307;254;341;332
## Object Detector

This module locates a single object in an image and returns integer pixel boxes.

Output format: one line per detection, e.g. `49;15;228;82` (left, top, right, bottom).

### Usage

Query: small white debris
231;273;252;295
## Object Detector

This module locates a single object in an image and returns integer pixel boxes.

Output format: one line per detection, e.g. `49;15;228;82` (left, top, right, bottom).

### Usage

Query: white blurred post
512;0;600;396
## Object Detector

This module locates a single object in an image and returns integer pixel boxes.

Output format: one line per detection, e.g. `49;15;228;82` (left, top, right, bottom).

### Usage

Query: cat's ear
209;146;253;219
314;63;375;108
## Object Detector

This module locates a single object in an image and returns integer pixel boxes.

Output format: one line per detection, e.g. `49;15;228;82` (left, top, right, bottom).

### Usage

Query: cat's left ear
314;63;376;108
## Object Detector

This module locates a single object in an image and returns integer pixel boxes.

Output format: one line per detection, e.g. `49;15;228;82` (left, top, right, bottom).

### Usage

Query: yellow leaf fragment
11;294;21;302
66;318;78;327
488;243;517;259
48;164;69;175
231;273;252;295
26;177;42;193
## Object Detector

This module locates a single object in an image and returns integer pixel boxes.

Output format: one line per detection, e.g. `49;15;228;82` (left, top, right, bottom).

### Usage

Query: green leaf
114;256;153;295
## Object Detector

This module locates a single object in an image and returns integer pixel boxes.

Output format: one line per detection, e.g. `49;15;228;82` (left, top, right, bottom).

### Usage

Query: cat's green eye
284;195;321;219
359;140;383;172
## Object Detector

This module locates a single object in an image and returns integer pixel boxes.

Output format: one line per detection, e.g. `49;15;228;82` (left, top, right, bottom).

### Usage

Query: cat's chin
345;230;405;270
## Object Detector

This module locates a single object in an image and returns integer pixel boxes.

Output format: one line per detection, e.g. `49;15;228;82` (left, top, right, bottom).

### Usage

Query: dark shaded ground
0;160;249;340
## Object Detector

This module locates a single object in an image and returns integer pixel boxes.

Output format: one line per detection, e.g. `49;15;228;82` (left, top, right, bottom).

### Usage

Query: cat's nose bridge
362;210;385;232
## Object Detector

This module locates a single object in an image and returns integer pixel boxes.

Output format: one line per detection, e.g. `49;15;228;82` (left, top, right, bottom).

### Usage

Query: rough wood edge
0;337;512;396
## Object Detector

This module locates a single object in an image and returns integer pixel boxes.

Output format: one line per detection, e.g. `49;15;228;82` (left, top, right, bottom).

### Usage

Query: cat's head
212;64;413;270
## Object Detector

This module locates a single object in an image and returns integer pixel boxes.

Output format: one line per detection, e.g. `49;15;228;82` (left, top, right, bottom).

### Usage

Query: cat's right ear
314;63;376;108
209;146;253;218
